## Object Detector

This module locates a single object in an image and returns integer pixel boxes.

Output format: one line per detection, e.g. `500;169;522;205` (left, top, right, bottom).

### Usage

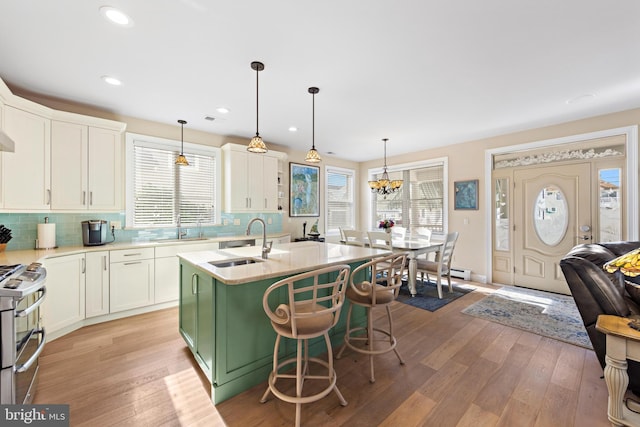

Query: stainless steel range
0;262;46;404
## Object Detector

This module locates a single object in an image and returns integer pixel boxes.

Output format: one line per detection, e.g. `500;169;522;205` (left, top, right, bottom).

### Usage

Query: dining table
391;236;445;297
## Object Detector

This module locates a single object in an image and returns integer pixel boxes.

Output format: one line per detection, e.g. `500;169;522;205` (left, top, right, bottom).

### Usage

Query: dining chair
414;227;432;241
338;227;348;244
414;227;435;261
336;252;407;383
342;229;367;247
391;226;406;240
415;231;459;298
367;231;392;250
260;264;351;427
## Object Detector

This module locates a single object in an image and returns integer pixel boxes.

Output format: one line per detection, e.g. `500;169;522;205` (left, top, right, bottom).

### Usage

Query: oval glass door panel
533;185;568;246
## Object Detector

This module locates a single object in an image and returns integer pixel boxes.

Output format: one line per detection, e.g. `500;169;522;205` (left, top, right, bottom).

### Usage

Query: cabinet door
51;121;88;209
110;258;154;313
88;127;122;210
179;262;214;379
262;155;278;211
0;102;4;207
227;150;250;211
247;153;264;210
155;256;179;303
85;251;109;318
2;106;51;210
179;263;198;349
42;254;86;333
196;274;214;376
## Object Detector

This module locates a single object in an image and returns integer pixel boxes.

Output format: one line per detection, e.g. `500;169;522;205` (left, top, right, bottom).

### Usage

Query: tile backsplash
0;212;283;251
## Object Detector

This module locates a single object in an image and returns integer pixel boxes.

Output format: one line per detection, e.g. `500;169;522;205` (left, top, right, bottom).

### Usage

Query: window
370;159;447;233
325;166;355;236
126;133;221;228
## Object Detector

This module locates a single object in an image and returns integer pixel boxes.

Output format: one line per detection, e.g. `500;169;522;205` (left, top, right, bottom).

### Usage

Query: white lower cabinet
109;248;155;313
85;251;109;318
154;242;219;304
42;253;85;333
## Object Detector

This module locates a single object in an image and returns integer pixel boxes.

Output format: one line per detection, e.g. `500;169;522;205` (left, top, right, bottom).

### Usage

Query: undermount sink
208;257;264;268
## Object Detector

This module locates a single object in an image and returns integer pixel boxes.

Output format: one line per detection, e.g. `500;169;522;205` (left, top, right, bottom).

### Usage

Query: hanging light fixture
368;138;403;199
305;87;321;163
175;119;189;166
247;61;268;153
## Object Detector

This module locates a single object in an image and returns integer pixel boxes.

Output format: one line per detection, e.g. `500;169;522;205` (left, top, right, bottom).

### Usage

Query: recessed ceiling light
101;75;122;86
288;127;298;132
566;94;596;104
216;107;230;114
100;6;134;27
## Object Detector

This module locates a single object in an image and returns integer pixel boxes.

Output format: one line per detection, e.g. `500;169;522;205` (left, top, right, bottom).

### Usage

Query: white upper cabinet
51;121;122;211
0;77;125;211
1;106;51;210
50;121;87;209
222;143;285;213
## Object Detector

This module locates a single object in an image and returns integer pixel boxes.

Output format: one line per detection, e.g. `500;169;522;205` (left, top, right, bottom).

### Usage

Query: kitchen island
177;241;390;404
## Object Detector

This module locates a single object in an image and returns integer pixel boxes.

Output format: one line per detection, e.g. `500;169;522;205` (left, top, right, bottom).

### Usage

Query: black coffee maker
81;220;108;246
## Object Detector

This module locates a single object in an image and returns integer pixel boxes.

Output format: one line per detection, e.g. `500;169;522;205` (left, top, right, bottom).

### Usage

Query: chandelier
368;138;402;198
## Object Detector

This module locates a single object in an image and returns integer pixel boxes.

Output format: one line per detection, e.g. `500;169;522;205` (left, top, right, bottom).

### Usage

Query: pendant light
175;119;189;166
368;138;403;199
247;61;268;153
304;87;321;163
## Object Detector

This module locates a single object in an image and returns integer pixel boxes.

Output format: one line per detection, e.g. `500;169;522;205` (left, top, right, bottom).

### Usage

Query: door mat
461;286;592;349
396;279;474;312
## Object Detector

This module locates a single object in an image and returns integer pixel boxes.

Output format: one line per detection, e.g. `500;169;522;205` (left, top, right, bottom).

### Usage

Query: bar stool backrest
262;264;351;339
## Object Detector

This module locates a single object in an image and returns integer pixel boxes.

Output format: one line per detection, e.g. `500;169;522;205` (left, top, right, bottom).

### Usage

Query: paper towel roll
37;223;56;249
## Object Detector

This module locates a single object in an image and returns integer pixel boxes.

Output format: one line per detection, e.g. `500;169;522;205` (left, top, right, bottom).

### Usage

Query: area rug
396;279;474;312
461;286;592;349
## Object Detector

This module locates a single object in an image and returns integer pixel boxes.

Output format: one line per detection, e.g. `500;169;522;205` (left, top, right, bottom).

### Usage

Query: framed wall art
289;162;320;217
454;179;479;210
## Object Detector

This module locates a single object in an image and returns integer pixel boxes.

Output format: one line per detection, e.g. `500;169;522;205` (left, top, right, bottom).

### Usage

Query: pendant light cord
383;138;388;171
312;91;315;149
255;66;260;136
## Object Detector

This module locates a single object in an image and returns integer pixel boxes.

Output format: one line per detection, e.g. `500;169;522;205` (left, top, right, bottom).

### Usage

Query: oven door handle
15;286;46;318
15;327;45;374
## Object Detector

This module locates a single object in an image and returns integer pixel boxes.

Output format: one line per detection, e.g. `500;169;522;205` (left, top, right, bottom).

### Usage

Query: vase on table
384;228;391;234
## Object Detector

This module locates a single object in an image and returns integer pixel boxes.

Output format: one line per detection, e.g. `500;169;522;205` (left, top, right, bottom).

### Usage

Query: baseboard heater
450;267;471;281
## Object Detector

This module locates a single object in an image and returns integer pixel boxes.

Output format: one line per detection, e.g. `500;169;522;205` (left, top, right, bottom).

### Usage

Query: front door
514;163;591;294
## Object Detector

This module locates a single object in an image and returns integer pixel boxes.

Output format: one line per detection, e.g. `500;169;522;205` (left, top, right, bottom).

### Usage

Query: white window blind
130;140;217;228
371;164;444;232
326;167;355;235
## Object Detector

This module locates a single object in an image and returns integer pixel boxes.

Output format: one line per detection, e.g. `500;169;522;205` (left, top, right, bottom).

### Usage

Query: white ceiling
1;1;640;162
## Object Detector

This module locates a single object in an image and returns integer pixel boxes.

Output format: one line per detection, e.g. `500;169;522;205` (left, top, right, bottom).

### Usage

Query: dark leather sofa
560;241;640;394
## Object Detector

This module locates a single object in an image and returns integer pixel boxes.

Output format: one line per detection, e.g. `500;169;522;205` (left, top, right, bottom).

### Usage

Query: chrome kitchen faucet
246;218;272;259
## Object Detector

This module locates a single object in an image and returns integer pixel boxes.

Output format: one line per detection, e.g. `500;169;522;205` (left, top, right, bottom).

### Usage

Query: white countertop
178;241;391;285
0;232;292;266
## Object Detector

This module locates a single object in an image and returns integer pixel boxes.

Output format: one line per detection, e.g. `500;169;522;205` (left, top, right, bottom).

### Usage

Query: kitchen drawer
110;247;155;263
155;242;219;258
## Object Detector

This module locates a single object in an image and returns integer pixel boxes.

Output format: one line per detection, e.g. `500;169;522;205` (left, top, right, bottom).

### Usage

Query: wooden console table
596;315;640;427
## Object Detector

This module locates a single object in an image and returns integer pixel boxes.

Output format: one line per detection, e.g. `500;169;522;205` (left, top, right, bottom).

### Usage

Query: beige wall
360;108;640;281
11;86;362;241
14;85;640;281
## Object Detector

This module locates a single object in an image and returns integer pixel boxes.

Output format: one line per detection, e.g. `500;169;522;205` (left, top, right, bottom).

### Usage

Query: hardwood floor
34;282;611;426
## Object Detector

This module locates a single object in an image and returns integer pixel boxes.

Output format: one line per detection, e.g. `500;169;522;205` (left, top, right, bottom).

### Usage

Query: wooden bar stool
336;253;407;383
260;264;351;427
